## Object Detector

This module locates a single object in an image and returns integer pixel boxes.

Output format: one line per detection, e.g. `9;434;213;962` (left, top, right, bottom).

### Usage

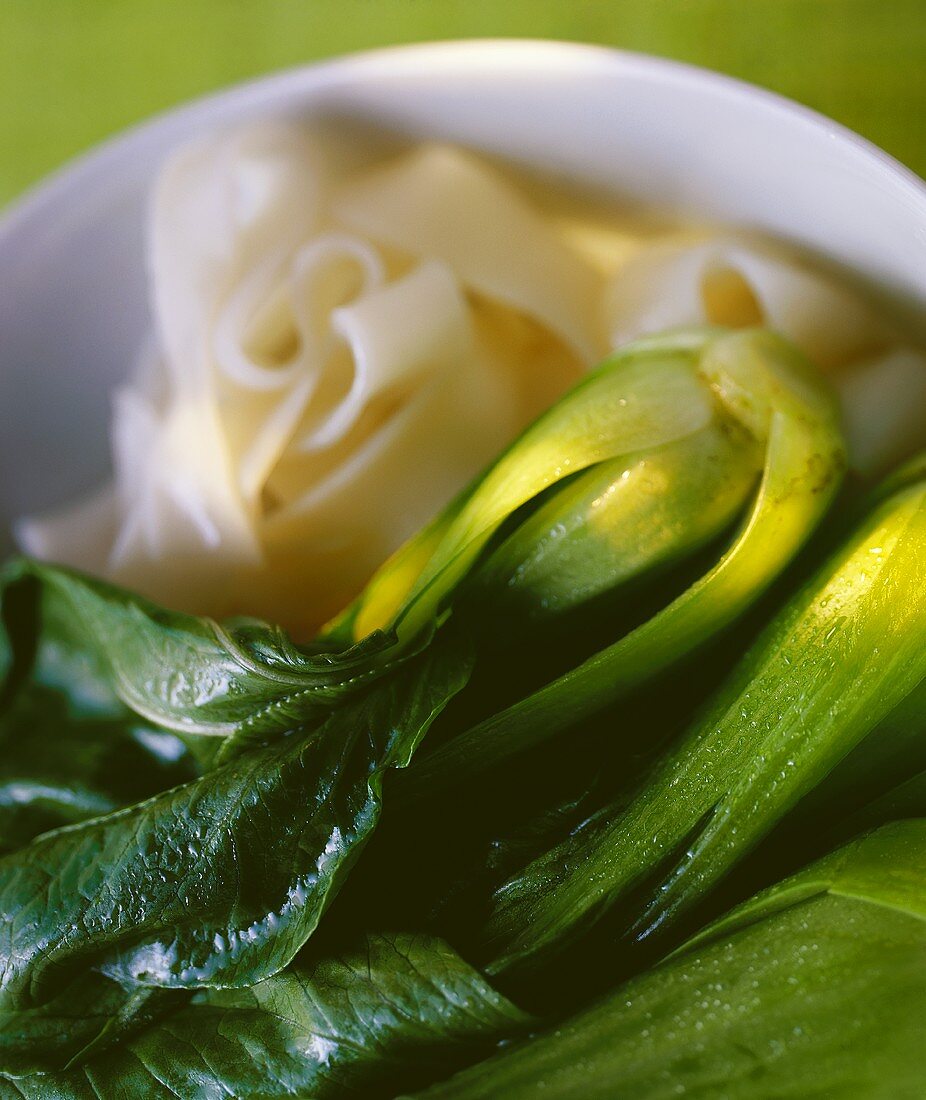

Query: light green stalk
413;822;926;1100
485;458;926;975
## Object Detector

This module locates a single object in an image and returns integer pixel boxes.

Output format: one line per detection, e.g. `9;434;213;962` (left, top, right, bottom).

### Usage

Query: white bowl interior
2;40;925;541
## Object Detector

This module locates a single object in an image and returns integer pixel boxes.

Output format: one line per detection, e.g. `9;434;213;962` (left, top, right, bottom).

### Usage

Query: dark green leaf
0;683;197;852
0;974;176;1078
0;933;527;1099
1;560;405;740
0;636;472;1024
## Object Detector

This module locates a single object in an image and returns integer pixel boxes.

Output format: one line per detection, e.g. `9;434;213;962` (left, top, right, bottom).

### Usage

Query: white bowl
2;39;925;543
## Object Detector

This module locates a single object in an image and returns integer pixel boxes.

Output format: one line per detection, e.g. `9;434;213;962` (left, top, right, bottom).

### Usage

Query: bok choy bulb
461;412;762;632
387;329;847;795
342;327;846;649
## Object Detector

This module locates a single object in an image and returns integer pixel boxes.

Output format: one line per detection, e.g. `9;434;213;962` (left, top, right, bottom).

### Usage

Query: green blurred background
1;0;924;207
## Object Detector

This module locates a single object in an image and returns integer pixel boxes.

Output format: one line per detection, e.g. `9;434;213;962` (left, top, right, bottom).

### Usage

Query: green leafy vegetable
0;589;201;850
0;326;894;1099
0;933;527;1099
0;683;197;852
0;637;471;1028
0;560;407;740
486;461;926;974
414;821;926;1099
0;974;174;1078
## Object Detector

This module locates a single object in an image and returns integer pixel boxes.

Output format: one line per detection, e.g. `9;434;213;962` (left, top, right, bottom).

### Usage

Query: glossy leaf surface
0;933;526;1099
0;638;471;1022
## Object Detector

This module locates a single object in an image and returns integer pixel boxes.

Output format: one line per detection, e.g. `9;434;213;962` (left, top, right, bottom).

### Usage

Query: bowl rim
1;37;925;250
